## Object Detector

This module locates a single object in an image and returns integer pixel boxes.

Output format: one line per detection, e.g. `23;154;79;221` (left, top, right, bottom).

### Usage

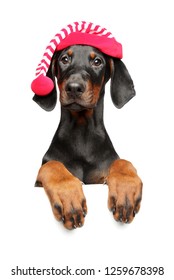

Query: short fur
33;45;142;229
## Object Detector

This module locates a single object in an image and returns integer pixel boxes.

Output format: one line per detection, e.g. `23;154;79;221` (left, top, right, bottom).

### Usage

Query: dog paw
107;159;143;223
36;161;87;230
47;179;87;230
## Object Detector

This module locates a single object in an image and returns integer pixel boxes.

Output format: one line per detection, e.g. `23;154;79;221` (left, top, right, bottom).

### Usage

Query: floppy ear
110;58;136;109
32;59;57;111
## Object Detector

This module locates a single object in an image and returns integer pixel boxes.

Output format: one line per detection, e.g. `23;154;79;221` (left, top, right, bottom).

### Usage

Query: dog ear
32;58;57;111
110;58;136;109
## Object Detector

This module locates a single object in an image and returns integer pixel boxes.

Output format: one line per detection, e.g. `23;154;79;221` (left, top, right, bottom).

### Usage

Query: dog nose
65;82;85;98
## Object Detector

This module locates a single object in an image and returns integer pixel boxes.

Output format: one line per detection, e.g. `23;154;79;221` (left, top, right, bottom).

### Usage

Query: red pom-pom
31;74;54;96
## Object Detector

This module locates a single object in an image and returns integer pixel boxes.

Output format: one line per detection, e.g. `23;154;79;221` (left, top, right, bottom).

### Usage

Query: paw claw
54;203;62;215
83;211;87;217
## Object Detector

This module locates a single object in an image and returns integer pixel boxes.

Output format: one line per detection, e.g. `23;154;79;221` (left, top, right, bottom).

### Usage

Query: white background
1;0;174;279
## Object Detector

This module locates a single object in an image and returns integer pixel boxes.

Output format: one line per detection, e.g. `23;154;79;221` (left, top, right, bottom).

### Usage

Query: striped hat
31;21;123;96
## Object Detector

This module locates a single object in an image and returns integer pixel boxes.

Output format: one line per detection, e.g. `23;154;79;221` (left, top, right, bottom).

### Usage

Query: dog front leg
36;160;87;230
107;159;143;223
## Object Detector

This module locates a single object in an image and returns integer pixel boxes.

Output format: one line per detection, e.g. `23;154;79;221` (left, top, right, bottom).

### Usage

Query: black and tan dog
33;45;142;229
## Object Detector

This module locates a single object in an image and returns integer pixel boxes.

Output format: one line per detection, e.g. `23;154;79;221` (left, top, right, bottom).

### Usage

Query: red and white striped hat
31;21;123;96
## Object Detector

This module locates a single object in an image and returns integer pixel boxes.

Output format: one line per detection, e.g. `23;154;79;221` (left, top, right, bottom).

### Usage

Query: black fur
33;45;135;184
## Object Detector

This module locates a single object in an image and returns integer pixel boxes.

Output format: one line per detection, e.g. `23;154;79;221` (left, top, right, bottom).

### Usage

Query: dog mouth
62;102;95;112
63;103;87;111
60;90;96;111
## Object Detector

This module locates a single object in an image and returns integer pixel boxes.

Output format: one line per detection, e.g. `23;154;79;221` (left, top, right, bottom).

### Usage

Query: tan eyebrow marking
67;49;73;56
90;52;96;59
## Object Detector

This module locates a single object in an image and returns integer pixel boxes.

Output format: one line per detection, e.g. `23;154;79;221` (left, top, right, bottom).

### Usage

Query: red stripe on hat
96;27;106;35
41;59;49;68
86;22;93;33
36;64;47;73
68;24;73;33
74;22;79;32
61;28;69;37
81;21;86;30
46;45;55;53
50;38;58;48
43;52;52;61
94;25;99;31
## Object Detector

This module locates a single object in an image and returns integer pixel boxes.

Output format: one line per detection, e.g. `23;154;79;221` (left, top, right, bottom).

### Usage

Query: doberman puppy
33;45;143;230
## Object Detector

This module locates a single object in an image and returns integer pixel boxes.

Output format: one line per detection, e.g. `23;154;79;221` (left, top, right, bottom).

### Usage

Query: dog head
54;45;110;112
33;45;135;111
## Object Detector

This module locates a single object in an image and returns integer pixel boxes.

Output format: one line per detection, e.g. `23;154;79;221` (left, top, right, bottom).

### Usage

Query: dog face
33;45;135;111
54;45;110;111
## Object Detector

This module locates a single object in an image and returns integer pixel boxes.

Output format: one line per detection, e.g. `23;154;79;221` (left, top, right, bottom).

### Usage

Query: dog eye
92;57;103;67
60;55;71;64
